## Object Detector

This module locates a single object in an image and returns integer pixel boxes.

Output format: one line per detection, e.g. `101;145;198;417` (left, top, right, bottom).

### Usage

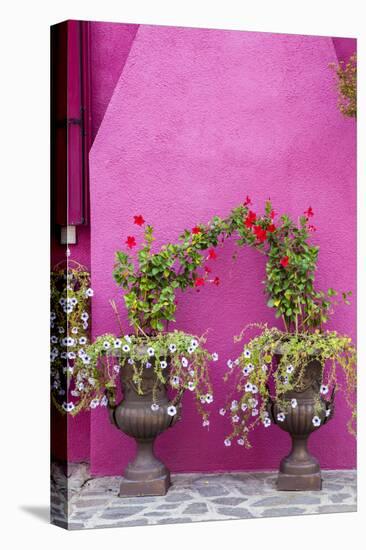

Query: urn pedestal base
119;473;171;497
119;439;171;497
276;435;322;491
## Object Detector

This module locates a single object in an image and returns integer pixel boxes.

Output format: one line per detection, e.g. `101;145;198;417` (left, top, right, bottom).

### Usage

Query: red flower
308;224;317;232
253;225;267;243
270;209;277;219
126;236;136;249
304;207;314;218
208;248;217;260
280;256;289;268
194;277;205;288
204;266;212;274
133;215;145;226
267;223;276;233
245;210;257;228
213;276;220;286
244;195;252;206
192;226;201;235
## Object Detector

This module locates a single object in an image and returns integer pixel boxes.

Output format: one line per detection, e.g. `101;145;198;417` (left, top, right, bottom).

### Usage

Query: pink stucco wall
84;24;355;474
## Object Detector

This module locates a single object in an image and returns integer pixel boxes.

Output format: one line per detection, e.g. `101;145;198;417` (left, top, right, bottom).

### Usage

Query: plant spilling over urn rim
222;325;356;448
69;330;217;427
50;261;92;415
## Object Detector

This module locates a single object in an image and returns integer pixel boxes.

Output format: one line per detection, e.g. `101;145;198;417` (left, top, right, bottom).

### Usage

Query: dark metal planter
269;358;334;491
108;358;181;497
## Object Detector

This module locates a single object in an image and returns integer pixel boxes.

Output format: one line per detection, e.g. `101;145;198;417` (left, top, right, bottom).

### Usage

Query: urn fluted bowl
269;358;334;491
109;357;181;497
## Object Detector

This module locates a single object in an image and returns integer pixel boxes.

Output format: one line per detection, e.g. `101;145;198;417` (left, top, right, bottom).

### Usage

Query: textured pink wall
88;25;356;475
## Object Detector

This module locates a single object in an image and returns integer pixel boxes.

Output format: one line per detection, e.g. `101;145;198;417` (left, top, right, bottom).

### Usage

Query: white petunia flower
191;339;199;349
219;408;226;416
248;398;258;408
167;405;177;416
145;362;152;369
50;336;58;344
114;339;122;348
205;394;213;404
160;360;168;369
151;403;159;412
79;337;87;345
252;408;259;416
60;352;67;359
82;355;91;365
283;375;289;385
171;376;180;386
251;384;258;394
232;415;240;423
227;359;233;369
50;312;56;320
241;403;248;412
286;364;294;374
90;399;99;409
181;357;188;367
78;349;85;358
83;321;88;330
58;327;65;334
59;298;66;306
62;402;75;413
187;346;195;354
320;384;329;395
202;419;210;427
113;365;120;373
64;304;73;314
277;412;286;422
262;364;268;372
77;382;85;391
70;297;78;306
189;370;195;377
244;349;251;358
85;288;94;297
70;390;80;397
169;343;177;353
231;400;239;411
263;417;271;428
243;366;251;376
312;416;321;427
71;327;78;334
200;395;206;404
247;363;255;372
100;395;108;407
127;358;134;365
103;341;111;350
325;408;331;417
147;347;155;357
234;358;240;365
124;335;132;343
81;312;89;321
224;439;232;447
212;352;219;361
291;398;298;408
67;351;76;359
237;438;245;446
122;344;130;353
187;381;195;391
245;382;253;393
88;377;96;386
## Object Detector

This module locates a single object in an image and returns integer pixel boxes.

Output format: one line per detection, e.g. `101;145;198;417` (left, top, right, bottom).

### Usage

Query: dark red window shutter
51;20;91;229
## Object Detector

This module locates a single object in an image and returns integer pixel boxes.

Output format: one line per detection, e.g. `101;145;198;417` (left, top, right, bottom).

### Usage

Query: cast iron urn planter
107;354;181;497
269;357;334;491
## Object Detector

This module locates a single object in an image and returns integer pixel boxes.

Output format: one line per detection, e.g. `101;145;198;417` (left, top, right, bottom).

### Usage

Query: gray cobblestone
50;463;356;529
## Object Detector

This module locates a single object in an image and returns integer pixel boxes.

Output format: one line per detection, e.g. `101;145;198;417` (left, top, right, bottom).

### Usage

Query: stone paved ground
51;463;356;530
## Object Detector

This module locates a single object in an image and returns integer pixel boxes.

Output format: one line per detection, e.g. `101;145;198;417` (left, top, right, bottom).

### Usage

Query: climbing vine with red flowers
115;199;350;336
